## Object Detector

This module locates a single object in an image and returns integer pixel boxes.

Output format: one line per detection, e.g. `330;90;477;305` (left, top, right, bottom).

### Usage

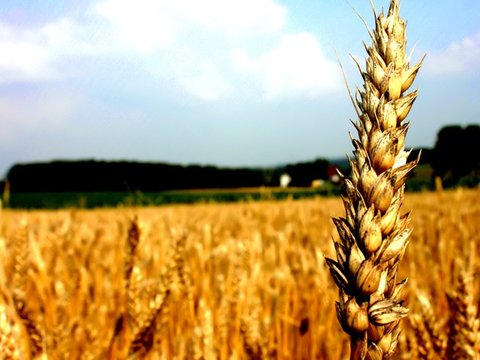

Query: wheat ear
446;265;480;359
107;218;141;357
0;304;22;360
326;1;423;358
128;230;185;356
124;217;140;290
11;222;45;356
410;293;447;357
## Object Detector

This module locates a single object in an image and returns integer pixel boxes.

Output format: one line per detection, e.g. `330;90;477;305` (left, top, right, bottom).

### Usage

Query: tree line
1;124;478;194
3;159;331;193
430;124;479;185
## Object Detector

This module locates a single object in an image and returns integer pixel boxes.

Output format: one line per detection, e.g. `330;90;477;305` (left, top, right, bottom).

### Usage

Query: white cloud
0;0;288;99
173;60;232;101
95;0;179;54
41;18;105;56
91;0;289;99
232;33;342;100
0;22;58;83
173;0;287;38
0;17;107;84
0;0;340;102
425;32;480;76
92;0;291;100
94;0;287;54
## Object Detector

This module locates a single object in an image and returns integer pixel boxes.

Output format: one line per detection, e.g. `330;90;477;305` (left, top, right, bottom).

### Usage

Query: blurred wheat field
0;188;479;359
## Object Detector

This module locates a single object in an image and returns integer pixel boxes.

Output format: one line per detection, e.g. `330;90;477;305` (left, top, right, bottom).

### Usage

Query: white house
280;173;292;188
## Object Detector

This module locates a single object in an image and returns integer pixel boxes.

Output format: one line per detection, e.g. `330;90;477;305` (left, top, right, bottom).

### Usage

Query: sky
1;0;479;178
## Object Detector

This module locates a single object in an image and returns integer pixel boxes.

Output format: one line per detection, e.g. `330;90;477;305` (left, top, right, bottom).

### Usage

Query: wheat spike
192;298;216;360
125;217;140;290
107;217;141;356
129;288;170;356
0;304;22;360
11;221;45;357
326;1;423;358
11;222;28;298
240;294;268;360
446;268;480;359
409;313;437;360
128;228;185;356
415;293;447;356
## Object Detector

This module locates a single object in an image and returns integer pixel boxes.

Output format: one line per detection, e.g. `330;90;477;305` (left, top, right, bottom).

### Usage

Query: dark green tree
432;124;480;185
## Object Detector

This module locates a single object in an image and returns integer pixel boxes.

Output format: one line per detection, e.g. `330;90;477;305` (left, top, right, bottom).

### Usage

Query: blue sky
1;0;479;178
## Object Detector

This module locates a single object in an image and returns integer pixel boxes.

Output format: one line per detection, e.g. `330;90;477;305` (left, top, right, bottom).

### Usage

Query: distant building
328;165;341;184
311;179;325;188
280;173;292;188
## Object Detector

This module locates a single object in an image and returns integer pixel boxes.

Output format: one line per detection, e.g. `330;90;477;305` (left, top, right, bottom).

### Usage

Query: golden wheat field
0;188;479;359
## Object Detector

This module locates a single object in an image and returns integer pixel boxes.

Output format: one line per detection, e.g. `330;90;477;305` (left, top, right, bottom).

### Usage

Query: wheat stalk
326;1;423;358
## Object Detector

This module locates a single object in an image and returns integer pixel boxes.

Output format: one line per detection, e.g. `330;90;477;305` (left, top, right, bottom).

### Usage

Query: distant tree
285;158;329;187
432;124;480;184
8;160;327;193
464;124;480;175
432;125;461;179
0;180;6;207
409;147;433;165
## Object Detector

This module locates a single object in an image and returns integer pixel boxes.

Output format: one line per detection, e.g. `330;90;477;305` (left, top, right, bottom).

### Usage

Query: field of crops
0;188;479;359
5;186;341;209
